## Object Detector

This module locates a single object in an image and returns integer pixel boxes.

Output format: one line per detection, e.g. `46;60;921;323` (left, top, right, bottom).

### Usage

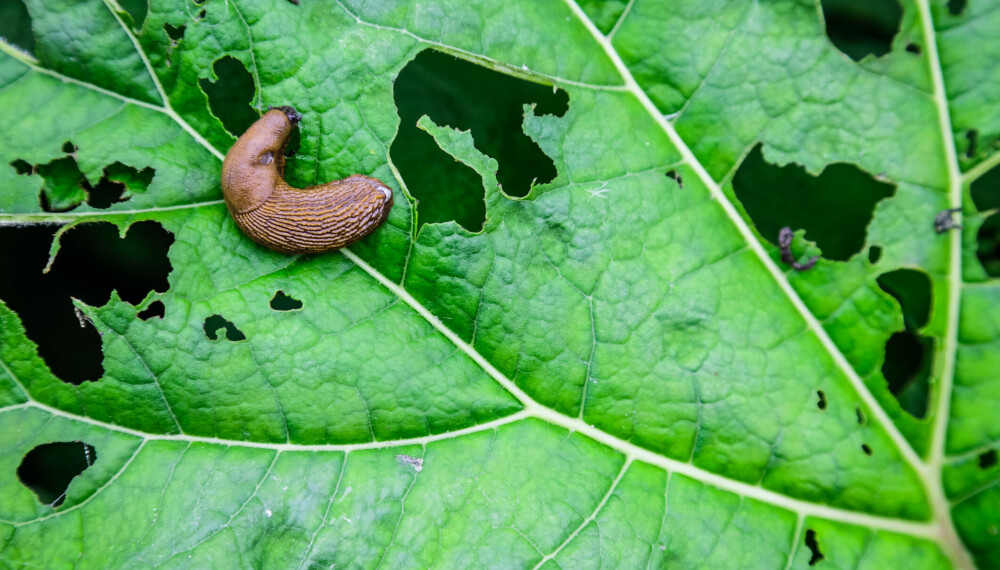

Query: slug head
221;108;300;215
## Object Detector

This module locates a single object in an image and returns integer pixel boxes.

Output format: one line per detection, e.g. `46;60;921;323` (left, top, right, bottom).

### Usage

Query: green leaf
1;0;998;567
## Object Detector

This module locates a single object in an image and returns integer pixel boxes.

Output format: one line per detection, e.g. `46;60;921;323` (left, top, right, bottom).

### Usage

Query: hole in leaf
816;390;827;410
947;0;968;16
10;158;32;175
137;300;165;321
966;130;979;159
876;268;932;330
971;162;1000;212
196;9;207;20
868;245;883;264
0;0;34;54
666;169;683;188
31;152;154;212
0;222;173;384
905;42;921;55
200;56;258;138
204;315;246;341
820;0;902;61
61;141;77;154
163;22;185;41
977;212;1000;277
392;49;568;231
882;332;933;419
856;407;866;425
270;291;303;311
861;443;873;456
116;0;148;30
17;441;96;507
980;450;998;470
805;529;824;565
732;145;896;261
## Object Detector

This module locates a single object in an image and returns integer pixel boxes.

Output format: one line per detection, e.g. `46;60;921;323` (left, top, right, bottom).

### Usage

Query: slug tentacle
220;106;393;254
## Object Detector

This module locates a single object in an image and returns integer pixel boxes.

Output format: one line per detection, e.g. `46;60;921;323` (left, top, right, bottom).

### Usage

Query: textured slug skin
220;107;393;254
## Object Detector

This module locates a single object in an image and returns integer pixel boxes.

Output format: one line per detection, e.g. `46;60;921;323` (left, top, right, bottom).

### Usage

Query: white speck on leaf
396;454;424;472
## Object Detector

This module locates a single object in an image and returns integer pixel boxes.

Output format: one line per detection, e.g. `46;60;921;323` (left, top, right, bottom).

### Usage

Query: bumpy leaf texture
0;0;998;568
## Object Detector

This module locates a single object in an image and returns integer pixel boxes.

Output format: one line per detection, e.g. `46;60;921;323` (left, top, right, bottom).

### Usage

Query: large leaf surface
1;0;998;567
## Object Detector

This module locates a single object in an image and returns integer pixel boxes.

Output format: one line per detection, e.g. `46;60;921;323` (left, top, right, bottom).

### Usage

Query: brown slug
221;106;393;254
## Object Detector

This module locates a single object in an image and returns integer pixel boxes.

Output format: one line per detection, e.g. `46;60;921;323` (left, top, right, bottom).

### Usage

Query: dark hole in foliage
270;290;303;311
0;222;173;384
163;22;186;42
868;245;883;264
977;213;1000;278
882;332;933;419
732;145;896;261
196;8;207;20
856;407;866;425
200;56;258;138
971;163;1000;212
31;150;154;212
947;0;968;16
805;529;824;565
966;130;979;159
137;300;165;320
117;0;148;30
0;0;34;54
666;169;683;188
391;49;568;231
980;450;999;470
17;441;96;507
820;0;902;61
10;158;32;175
61;141;77;154
905;43;921;55
861;443;873;456
816;390;827;410
877;268;932;330
204;315;246;341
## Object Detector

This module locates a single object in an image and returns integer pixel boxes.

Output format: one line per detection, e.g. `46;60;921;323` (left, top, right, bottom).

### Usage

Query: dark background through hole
391;50;568;232
0;222;173;384
17;441;96;507
819;0;903;61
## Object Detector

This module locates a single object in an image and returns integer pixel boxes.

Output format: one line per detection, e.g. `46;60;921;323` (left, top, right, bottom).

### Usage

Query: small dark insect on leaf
934;207;962;233
778;227;818;271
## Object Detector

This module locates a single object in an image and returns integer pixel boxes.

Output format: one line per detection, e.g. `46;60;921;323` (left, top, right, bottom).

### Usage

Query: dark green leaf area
392;49;568;231
734;145;896;262
0;0;33;54
970;163;1000;212
22;0;160;104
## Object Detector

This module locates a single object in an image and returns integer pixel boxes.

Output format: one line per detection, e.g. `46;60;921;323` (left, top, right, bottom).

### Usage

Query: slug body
221;107;393;254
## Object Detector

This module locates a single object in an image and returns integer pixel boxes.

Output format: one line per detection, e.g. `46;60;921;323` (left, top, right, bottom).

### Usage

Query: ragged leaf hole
947;0;968;16
0;0;34;54
979;450;998;470
270;291;303;311
882;332;932;419
0;222;173;384
17;441;96;508
816;390;827;410
977;212;1000;278
733;145;896;261
904;42;921;55
805;529;824;565
666;169;683;188
163;22;185;42
856;407;866;425
137;300;165;321
971;162;1000;212
204;315;246;341
819;0;902;61
868;245;883;265
861;443;873;456
391;49;568;232
200;56;257;138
